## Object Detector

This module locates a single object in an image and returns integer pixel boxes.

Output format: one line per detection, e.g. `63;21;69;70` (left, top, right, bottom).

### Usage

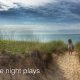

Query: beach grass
75;42;80;61
0;40;67;55
75;42;80;52
75;42;80;59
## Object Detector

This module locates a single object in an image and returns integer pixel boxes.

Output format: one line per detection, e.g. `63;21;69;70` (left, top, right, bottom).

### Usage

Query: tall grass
75;42;80;52
75;42;80;61
0;40;67;55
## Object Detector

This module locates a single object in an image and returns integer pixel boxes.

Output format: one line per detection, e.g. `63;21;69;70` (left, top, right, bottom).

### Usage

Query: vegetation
0;40;80;80
75;42;80;60
0;40;68;73
0;40;67;69
0;40;67;55
75;42;80;52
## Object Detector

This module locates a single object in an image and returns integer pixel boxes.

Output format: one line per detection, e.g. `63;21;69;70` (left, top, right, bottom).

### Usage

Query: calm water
0;34;80;43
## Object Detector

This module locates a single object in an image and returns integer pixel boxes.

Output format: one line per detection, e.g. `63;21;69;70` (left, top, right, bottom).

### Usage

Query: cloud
0;0;80;11
0;0;55;11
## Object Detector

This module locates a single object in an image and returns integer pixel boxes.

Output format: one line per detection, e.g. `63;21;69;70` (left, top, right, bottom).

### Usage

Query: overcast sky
0;0;80;31
0;0;54;11
0;0;80;11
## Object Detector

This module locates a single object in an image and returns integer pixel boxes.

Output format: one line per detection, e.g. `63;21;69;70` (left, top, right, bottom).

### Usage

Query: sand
56;51;80;80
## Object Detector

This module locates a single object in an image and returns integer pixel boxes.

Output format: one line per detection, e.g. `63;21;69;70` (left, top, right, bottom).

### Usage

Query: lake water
0;34;80;43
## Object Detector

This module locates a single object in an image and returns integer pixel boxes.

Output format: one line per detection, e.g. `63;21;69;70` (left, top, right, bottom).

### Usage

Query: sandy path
57;51;80;80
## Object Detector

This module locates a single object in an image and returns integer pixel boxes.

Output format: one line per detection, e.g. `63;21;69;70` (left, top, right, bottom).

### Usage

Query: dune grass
75;42;80;61
0;40;67;55
75;42;80;52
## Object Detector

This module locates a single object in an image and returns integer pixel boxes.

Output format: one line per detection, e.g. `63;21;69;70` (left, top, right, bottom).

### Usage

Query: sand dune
0;51;80;80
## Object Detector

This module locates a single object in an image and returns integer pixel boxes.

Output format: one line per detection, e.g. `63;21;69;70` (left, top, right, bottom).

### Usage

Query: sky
0;0;80;32
0;0;80;11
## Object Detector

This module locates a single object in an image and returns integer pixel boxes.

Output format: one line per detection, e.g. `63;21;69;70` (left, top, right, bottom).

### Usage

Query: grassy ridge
0;40;67;55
